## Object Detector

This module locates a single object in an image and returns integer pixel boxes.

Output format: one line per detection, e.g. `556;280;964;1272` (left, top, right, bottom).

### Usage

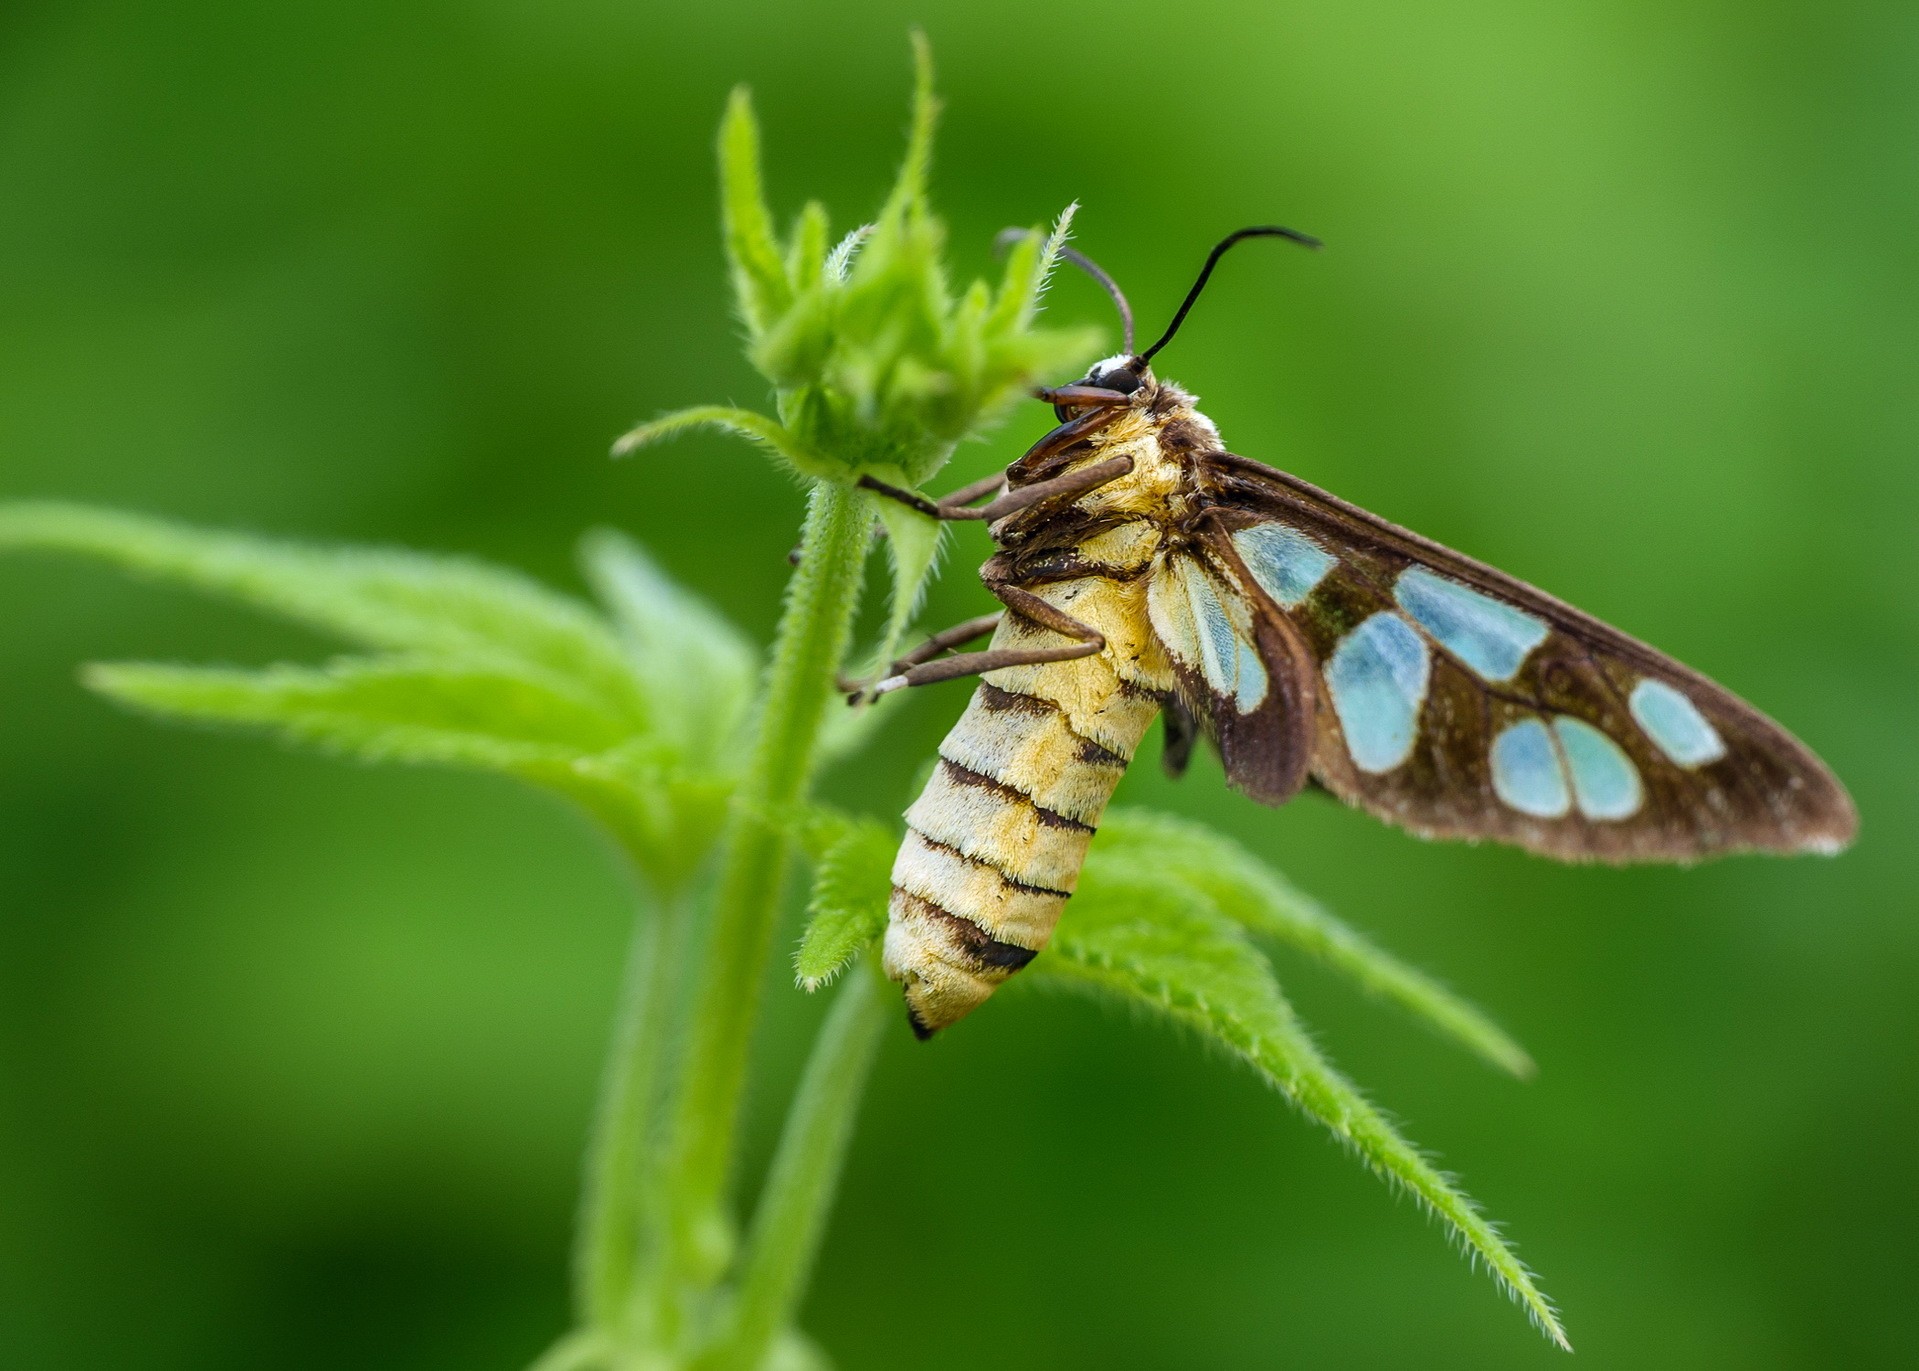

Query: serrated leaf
795;815;895;990
0;502;646;723
1033;870;1568;1350
1091;810;1533;1078
579;528;757;769
84;657;631;769
85;656;732;895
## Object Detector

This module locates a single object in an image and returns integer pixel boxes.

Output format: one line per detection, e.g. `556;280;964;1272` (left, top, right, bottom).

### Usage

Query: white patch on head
1490;717;1571;818
1629;678;1726;767
1552;717;1644;820
1233;523;1335;608
1327;612;1431;773
1393;567;1549;683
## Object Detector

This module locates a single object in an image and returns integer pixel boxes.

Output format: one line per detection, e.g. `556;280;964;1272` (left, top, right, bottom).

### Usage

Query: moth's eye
1096;367;1142;394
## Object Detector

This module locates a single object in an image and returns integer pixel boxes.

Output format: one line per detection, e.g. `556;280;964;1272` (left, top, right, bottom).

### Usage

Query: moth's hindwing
1183;452;1855;862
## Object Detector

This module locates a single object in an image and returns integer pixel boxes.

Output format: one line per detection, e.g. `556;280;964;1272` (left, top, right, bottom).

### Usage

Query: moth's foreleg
859;453;1134;526
965;456;1134;522
936;472;1009;512
851;471;1012;521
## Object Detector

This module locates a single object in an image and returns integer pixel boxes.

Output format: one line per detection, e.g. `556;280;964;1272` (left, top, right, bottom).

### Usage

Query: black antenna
1135;225;1321;365
995;227;1135;355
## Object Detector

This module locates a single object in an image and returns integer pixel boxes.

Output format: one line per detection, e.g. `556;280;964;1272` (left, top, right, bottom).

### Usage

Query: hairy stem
573;889;691;1332
655;481;871;1314
702;964;889;1371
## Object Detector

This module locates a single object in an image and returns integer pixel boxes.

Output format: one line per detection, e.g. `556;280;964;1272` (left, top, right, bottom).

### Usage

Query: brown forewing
1193;452;1856;862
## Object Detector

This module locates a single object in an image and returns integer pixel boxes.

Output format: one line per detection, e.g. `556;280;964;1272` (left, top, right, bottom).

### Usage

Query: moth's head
1082;354;1153;397
1046;353;1155;422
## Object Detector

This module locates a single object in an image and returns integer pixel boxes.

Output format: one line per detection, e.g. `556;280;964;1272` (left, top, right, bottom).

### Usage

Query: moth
857;227;1857;1038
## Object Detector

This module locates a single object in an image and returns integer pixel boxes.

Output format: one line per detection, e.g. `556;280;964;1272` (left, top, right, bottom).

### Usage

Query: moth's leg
853;470;1006;520
1008;405;1128;481
969;455;1132;521
854;405;1128;521
842;613;1007;702
937;472;1009;511
859;452;1133;525
1161;697;1199;779
860;580;1104;699
890;613;1004;673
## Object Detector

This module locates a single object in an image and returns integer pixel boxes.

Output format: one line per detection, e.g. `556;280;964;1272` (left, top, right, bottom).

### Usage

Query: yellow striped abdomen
882;574;1168;1035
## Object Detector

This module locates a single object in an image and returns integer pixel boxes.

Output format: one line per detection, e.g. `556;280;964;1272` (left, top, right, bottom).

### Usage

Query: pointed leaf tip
719;84;791;333
1037;872;1567;1348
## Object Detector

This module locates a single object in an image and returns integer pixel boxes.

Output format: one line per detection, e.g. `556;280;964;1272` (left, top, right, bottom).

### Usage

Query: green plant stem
574;889;691;1332
702;964;888;1371
656;480;871;1307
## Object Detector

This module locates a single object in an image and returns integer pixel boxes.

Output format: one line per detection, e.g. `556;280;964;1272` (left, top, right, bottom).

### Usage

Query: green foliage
868;496;945;678
579;528;757;773
0;501;647;720
0;501;754;896
1094;810;1535;1078
794;812;897;990
792;805;1564;1346
1040;862;1569;1351
614;36;1101;489
2;40;1575;1366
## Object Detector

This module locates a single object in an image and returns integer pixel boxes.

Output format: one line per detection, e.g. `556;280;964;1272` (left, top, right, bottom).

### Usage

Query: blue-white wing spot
1150;558;1268;714
1232;522;1335;609
1393;567;1549;683
1490;718;1571;818
1629;678;1725;767
1182;559;1269;713
1327;612;1431;773
1552;717;1644;820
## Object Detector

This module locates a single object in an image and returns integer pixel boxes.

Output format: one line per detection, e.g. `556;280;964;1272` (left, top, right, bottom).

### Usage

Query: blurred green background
2;1;1912;1367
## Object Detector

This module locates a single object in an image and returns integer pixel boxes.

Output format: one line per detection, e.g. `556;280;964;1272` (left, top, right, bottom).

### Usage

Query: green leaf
610;405;836;481
0;501;646;723
1034;870;1569;1350
85;656;733;895
824;225;872;284
579;528;758;770
876;31;938;229
84;656;631;770
1092;810;1534;1078
786;201;831;296
719;85;792;337
868;492;944;674
795;814;895;990
992;199;1077;339
668;38;1102;492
